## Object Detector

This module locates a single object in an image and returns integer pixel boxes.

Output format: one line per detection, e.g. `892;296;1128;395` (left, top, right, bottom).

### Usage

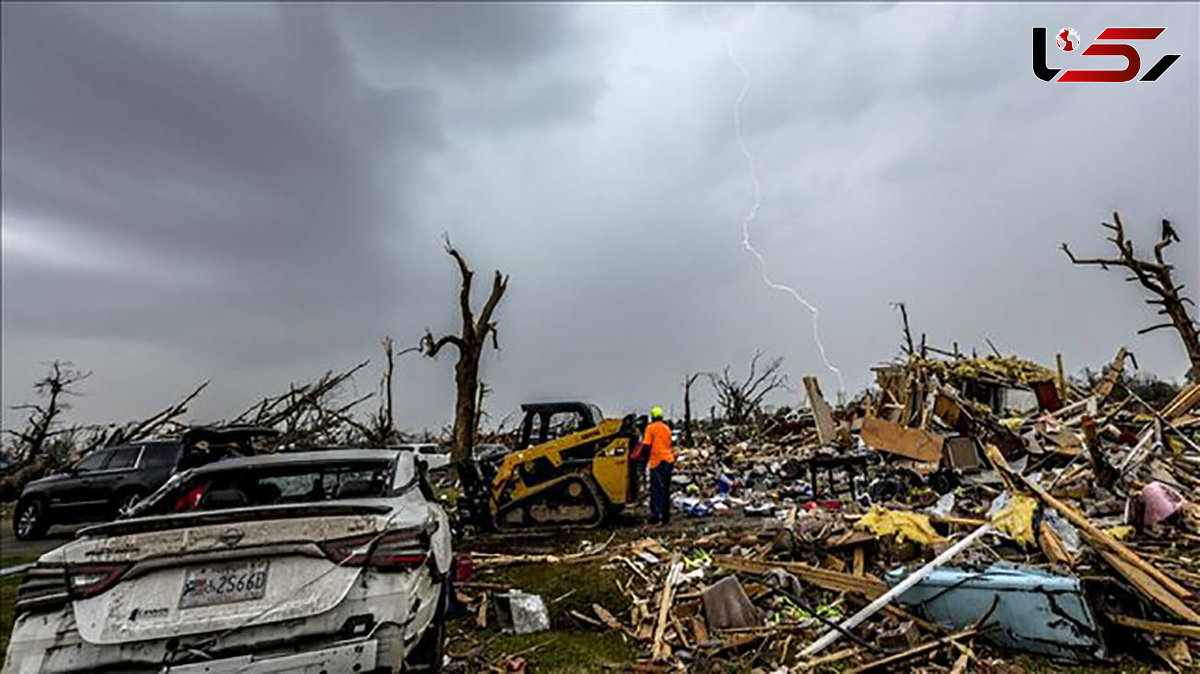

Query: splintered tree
707;352;787;428
83;380;209;452
1062;212;1200;382
369;336;420;446
421;239;509;463
4;361;90;462
233;361;373;446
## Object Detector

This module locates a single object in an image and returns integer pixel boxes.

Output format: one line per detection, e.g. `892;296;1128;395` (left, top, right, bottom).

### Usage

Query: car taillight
321;531;428;570
66;564;130;599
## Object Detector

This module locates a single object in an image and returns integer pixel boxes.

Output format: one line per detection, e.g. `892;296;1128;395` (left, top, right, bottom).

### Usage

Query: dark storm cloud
2;3;1197;431
2;3;600;372
3;4;428;358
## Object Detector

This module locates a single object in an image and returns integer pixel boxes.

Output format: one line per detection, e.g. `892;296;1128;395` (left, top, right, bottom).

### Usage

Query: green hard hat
650;406;663;419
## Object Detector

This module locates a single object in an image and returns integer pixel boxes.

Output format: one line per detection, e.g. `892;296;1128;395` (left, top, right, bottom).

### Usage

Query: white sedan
3;449;452;674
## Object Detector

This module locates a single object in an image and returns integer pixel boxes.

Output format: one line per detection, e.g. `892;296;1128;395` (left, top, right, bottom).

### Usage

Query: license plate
179;559;269;609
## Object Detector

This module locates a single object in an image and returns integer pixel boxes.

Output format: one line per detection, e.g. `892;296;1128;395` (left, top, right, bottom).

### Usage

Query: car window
107;446;141;470
75;451;111;472
418;446;441;454
141;445;181;467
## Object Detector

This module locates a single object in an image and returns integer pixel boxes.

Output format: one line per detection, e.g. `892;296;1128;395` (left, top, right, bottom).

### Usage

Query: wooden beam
1109;614;1200;639
803;376;837;446
651;560;682;661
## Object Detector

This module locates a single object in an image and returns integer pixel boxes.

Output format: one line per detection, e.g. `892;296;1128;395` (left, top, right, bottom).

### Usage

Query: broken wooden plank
651;560;683;661
847;629;979;674
861;415;944;462
804;376;837;446
570;609;604;628
1094;346;1127;401
593;603;624;631
1097;548;1200;624
823;554;848;573
714;556;889;598
1161;383;1200;421
796;647;862;671
712;633;764;655
670;611;692;649
1038;520;1074;567
477;592;489;629
1109;614;1200;639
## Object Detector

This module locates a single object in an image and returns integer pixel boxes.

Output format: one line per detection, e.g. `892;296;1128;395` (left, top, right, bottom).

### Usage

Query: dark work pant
649;462;673;524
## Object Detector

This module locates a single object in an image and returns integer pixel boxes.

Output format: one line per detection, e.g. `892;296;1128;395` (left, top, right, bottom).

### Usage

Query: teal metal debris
885;563;1105;661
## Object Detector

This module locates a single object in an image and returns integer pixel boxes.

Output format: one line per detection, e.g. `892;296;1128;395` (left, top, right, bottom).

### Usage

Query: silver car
3;450;451;673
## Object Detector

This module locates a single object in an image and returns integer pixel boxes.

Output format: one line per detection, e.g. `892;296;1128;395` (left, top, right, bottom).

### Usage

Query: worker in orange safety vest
641;407;675;524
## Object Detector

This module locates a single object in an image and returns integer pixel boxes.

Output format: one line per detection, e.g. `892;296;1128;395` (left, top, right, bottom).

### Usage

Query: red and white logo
1033;27;1181;82
1056;27;1081;52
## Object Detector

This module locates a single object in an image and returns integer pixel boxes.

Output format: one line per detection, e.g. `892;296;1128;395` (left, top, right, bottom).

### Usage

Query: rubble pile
450;348;1200;672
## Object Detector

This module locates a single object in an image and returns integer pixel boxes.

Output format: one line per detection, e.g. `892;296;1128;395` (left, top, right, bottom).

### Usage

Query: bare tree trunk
682;373;702;448
1063;212;1200;382
473;379;491;445
383;336;395;441
371;337;419;446
422;238;509;463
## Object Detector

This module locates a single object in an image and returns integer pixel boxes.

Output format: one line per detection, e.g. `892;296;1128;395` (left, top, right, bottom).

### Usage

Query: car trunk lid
51;504;435;645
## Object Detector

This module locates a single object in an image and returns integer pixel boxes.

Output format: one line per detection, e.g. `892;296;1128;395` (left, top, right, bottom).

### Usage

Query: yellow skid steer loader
458;402;642;531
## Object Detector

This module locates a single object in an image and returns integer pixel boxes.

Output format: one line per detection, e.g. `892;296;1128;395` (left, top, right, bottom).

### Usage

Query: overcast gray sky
3;3;1197;434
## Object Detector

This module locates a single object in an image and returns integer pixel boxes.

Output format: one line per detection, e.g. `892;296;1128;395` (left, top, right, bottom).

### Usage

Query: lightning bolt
706;12;846;397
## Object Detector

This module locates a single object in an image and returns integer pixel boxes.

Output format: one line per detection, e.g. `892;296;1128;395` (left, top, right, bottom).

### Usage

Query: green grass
448;559;639;671
468;629;635;673
484;560;632;620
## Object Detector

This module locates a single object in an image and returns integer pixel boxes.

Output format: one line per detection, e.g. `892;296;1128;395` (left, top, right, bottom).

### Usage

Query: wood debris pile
449;345;1200;672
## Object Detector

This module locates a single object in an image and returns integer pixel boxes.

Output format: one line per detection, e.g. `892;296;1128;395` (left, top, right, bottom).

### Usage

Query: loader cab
517;402;604;449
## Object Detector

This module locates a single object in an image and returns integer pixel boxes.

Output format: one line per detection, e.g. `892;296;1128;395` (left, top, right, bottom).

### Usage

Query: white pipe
799;523;993;658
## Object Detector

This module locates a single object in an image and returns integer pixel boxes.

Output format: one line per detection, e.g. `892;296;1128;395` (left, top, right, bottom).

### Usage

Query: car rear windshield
136;459;396;516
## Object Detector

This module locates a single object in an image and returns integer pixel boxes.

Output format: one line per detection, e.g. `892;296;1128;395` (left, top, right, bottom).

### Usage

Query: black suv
13;441;182;540
12;426;279;540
